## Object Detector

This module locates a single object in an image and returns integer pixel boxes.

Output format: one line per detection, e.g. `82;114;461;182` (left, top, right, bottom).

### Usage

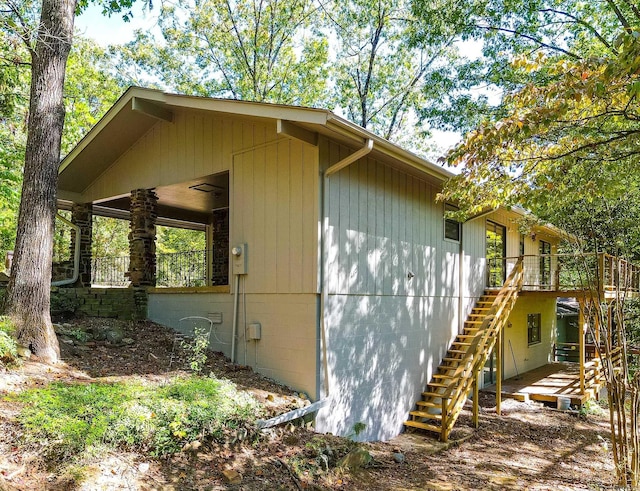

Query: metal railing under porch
91;250;210;287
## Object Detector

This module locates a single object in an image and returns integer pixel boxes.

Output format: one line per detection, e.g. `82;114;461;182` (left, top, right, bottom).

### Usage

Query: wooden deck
484;362;597;406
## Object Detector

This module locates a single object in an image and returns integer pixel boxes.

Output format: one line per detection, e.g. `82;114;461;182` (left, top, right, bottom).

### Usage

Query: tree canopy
411;0;640;134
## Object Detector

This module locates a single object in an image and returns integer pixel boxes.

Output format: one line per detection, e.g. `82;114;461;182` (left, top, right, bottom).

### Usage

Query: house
55;87;633;442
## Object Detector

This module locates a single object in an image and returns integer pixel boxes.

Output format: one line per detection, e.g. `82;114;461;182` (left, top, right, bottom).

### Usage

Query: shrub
0;316;18;364
16;375;260;460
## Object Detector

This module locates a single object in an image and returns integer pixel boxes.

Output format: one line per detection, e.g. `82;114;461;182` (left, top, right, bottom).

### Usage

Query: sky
75;3;156;46
74;3;464;158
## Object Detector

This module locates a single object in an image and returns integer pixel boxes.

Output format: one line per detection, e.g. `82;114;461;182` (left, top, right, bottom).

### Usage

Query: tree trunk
5;0;77;363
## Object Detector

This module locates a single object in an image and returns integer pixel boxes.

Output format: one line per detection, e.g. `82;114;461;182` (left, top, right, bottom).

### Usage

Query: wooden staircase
404;258;524;441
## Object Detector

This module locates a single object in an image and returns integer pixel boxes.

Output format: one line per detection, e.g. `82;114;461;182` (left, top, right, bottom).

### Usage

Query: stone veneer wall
128;189;157;287
51;261;75;282
50;286;147;320
211;208;229;285
70;203;93;286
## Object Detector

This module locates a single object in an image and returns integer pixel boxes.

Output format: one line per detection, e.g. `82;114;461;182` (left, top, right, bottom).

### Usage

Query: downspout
52;213;80;287
231;274;240;363
319;138;374;399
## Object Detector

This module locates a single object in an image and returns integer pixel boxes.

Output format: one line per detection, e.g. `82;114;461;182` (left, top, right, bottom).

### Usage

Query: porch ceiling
96;173;229;225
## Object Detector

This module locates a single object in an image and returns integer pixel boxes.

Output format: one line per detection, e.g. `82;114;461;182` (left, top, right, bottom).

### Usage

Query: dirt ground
0;318;617;490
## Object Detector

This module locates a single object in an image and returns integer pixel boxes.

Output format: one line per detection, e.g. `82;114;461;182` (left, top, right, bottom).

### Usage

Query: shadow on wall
320;293;457;441
318;233;459;441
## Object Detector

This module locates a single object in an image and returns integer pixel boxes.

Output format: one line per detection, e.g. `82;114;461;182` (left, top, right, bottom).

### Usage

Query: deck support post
496;329;503;415
440;396;449;443
579;299;586;393
472;373;480;428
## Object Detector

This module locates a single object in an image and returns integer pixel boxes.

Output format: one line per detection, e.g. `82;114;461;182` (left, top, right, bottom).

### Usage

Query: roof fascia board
500;206;568;240
58;87;166;174
164;94;329;125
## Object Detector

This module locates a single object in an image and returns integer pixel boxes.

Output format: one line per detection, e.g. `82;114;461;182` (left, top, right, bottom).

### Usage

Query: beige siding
322;139;457;298
82;112;279;202
147;292;317;396
81;109;319;294
232;138;319;294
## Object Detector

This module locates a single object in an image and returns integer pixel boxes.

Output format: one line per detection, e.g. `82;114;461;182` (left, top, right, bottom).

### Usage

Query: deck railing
492;253;640;293
554;342;598;363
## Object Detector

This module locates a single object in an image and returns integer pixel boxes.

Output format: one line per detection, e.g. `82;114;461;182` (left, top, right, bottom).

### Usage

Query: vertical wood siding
83;111;275;202
232;137;319;294
323;141;458;298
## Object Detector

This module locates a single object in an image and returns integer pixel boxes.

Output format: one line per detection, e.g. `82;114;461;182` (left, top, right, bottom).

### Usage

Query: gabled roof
58;86;453;193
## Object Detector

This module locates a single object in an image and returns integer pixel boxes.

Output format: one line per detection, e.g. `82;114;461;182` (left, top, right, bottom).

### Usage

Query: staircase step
416;400;441;409
410;410;442;420
422;391;445;398
462;330;480;336
427;382;449;388
443;357;463;363
433;373;455;379
404;420;442;432
448;349;468;354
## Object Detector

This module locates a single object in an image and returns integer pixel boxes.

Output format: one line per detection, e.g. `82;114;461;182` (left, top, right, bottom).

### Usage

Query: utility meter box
248;322;261;340
231;243;248;275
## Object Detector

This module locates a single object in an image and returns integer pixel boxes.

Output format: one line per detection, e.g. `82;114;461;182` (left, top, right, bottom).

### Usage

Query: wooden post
598;253;606;296
441;396;449;443
473;373;480;428
579;299;586;393
593;310;601;397
496;330;503;416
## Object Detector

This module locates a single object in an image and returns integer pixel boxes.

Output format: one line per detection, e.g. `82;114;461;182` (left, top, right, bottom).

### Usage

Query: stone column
128;189;158;287
211;208;229;285
70;203;93;287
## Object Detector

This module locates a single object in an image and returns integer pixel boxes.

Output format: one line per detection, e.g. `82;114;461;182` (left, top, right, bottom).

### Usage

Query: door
486;221;507;288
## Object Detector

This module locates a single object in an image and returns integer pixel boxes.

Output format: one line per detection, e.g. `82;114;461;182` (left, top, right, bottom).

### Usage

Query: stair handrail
439;257;524;439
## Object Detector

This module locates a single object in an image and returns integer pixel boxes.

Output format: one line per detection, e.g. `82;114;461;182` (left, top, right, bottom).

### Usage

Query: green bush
0;316;18;364
16;375;260;460
50;291;79;316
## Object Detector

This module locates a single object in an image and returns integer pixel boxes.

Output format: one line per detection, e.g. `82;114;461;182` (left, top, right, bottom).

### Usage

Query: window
444;204;461;242
528;313;541;345
519;234;525;256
